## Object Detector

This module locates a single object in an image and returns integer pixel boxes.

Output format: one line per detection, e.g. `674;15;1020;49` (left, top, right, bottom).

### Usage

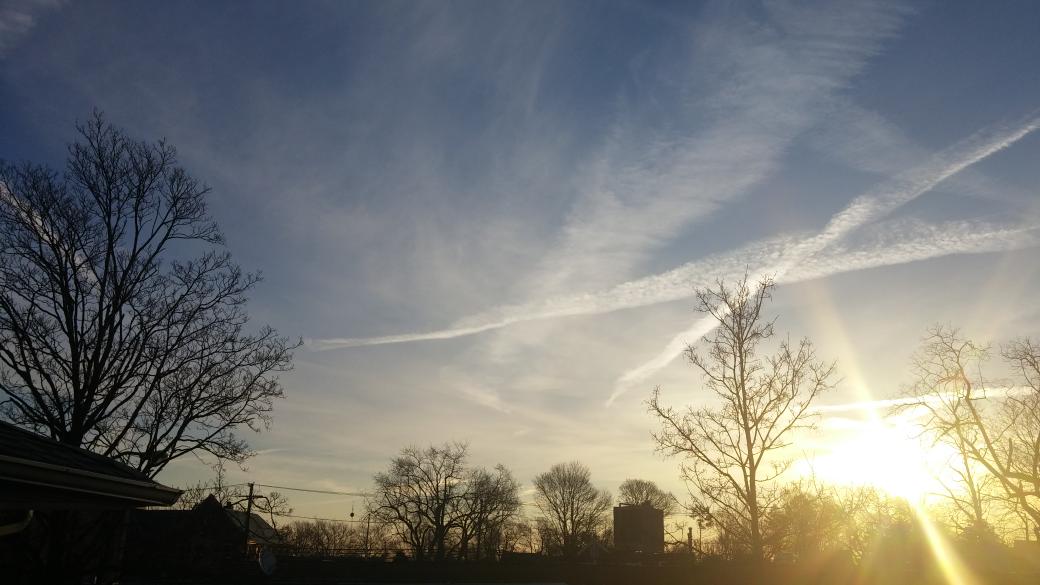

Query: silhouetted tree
907;326;1040;538
831;484;913;563
282;517;398;558
762;481;845;562
533;461;611;558
175;461;292;529
617;478;677;514
174;461;241;510
760;481;929;566
0;113;297;477
370;442;470;560
283;519;360;557
457;465;522;560
497;518;537;554
648;274;837;561
370;443;521;561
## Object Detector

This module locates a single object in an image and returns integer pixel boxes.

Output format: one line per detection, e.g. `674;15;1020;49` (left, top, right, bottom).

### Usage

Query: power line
270;511;370;524
180;482;251;490
241;482;695;523
257;483;372;497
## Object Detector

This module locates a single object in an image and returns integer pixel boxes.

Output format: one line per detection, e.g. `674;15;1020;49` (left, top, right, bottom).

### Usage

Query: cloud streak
310;218;1039;352
528;0;910;294
606;220;1039;404
609;114;1040;401
310;113;1039;353
0;0;61;57
809;386;1030;415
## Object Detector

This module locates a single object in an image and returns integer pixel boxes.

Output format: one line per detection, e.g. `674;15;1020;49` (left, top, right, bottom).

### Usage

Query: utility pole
244;482;255;556
365;515;371;556
698;520;704;554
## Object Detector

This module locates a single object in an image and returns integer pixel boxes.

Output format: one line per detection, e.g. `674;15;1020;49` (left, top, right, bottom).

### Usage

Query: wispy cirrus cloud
300;1;913;352
607;220;1040;404
609;114;1040;401
810;386;1030;415
526;0;911;295
811;100;1034;207
0;0;61;57
308;0;923;354
310;218;1039;353
310;114;1040;354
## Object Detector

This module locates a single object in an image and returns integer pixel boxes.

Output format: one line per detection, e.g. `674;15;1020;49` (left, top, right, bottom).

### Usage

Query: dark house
124;494;282;577
0;421;181;511
613;503;664;554
0;421;182;584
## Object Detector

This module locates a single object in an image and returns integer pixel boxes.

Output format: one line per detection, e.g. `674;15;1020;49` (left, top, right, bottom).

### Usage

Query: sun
805;412;955;501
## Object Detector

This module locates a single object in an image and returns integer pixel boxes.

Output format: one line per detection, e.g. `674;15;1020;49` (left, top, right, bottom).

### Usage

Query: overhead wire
214;480;695;525
257;483;372;497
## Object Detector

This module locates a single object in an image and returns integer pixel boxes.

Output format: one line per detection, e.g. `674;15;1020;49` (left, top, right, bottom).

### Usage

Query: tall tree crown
0;113;296;477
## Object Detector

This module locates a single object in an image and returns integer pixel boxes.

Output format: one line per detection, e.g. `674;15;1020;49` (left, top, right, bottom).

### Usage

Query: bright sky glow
1;1;1039;531
800;409;961;502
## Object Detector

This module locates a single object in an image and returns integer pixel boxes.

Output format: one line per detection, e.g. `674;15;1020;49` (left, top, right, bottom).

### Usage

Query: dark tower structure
613;502;664;554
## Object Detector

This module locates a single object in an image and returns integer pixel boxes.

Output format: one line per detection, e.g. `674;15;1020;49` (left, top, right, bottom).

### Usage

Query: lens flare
800;280;984;585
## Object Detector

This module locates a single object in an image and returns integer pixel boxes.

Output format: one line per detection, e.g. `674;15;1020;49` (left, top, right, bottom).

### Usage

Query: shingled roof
0;421;181;509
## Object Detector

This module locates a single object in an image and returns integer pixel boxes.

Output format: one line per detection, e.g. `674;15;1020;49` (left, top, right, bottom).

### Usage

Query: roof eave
0;454;182;508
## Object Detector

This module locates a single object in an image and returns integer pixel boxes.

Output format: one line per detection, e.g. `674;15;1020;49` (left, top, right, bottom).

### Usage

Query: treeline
640;274;1040;568
254;448;1034;576
188;275;1040;578
271;465;1025;565
277;446;658;560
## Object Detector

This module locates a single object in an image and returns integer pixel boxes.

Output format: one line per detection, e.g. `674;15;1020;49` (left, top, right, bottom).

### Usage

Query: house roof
225;507;281;545
195;495;281;545
0;421;182;509
126;495;281;551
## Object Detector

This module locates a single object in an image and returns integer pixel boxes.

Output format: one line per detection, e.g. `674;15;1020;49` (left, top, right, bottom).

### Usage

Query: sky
2;0;1039;520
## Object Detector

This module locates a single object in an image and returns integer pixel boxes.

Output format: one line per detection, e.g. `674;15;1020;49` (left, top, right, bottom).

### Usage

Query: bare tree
174;461;243;510
762;480;845;562
617;478;677;514
369;442;470;560
370;444;523;561
174;461;292;530
457;464;522;560
907;326;1040;538
282;519;364;557
497;518;537;554
532;461;612;558
932;444;1005;542
647;274;836;560
0;113;297;477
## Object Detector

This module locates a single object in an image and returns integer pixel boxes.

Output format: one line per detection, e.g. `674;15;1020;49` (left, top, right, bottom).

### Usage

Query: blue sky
2;0;1039;517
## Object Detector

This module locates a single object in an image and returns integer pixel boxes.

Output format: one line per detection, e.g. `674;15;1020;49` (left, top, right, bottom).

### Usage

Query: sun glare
807;413;956;502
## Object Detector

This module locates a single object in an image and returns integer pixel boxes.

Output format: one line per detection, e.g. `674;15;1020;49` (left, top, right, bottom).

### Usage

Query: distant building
613;503;664;554
123;494;282;577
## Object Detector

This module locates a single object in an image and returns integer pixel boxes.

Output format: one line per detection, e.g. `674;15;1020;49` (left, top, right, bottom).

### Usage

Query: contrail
608;115;1040;403
808;386;1029;415
774;115;1040;276
310;220;1038;352
307;235;797;350
308;322;520;350
310;115;1039;354
605;222;1039;405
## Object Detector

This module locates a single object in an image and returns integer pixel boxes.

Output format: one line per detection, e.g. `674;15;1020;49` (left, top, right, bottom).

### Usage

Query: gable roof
195;494;282;545
225;507;281;545
0;421;182;509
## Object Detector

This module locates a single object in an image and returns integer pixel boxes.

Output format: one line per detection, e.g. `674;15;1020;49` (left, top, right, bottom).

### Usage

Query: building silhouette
613;503;664;554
